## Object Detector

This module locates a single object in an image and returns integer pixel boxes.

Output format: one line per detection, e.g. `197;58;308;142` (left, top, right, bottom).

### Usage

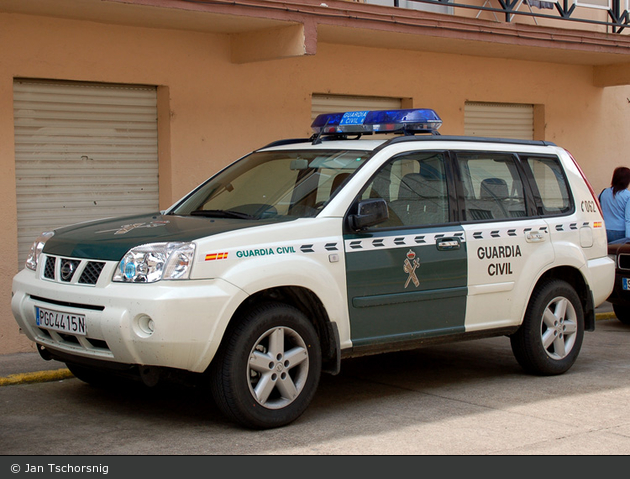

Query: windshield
171;149;371;220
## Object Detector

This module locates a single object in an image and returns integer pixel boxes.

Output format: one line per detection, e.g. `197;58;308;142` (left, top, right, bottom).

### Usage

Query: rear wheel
510;279;584;376
613;304;630;325
210;302;322;429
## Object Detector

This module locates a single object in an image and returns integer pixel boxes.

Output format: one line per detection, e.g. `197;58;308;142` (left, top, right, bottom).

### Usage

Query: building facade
3;0;630;354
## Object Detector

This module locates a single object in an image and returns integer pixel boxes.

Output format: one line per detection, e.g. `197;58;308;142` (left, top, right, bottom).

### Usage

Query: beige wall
2;12;630;354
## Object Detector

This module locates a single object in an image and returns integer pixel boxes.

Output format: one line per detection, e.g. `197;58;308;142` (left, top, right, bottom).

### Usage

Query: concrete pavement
2;306;630;455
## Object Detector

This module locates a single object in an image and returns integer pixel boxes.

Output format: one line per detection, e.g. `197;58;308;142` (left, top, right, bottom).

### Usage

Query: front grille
44;256;55;279
79;262;105;284
37;328;111;353
619;254;630;271
60;259;80;282
41;256;106;285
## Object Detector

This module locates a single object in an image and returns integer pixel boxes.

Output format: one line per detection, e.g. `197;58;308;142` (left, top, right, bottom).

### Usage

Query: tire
613;304;630;325
510;279;584;376
210;302;322;429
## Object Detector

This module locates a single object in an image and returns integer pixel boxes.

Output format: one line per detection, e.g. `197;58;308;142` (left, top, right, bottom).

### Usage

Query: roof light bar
311;108;442;136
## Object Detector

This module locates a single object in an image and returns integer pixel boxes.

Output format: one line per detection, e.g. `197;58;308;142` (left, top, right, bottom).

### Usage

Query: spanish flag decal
205;252;228;261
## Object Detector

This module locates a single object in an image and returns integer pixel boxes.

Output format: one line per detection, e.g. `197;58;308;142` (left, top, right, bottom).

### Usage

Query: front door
344;151;468;347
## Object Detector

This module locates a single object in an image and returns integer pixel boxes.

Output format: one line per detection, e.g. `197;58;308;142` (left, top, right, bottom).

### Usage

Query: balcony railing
377;0;630;33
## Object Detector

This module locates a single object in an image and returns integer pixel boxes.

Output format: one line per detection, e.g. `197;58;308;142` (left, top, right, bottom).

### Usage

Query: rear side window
455;153;527;221
523;156;572;216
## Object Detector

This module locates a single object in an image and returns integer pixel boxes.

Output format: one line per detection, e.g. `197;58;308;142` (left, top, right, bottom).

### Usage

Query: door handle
437;238;461;250
526;230;546;243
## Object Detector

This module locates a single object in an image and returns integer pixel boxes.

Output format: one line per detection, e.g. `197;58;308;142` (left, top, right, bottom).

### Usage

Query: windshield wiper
190;209;255;220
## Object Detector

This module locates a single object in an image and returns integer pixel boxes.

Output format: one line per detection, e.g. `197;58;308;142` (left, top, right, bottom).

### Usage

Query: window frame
345;147;573;232
345;149;458;232
451;151;537;224
518;153;575;218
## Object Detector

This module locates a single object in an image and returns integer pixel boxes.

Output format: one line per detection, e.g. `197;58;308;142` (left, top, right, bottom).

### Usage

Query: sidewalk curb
0;312;618;387
0;368;73;387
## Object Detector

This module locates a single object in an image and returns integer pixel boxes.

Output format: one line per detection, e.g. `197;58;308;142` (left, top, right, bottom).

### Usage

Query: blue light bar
311;109;442;136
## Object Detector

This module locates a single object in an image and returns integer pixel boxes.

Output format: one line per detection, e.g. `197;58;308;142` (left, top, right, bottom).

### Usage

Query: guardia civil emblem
96;220;170;235
403;249;420;288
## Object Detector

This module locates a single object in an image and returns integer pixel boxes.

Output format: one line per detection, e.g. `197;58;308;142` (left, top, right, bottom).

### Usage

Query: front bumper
11;265;247;373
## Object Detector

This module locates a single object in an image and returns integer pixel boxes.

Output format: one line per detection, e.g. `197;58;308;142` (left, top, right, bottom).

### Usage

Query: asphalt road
2;314;630;456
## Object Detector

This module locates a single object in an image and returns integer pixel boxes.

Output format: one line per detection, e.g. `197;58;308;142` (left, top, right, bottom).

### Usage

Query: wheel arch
223;286;341;375
531;265;595;331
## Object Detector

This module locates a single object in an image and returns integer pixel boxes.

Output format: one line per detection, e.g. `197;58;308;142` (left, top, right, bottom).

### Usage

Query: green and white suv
12;109;614;429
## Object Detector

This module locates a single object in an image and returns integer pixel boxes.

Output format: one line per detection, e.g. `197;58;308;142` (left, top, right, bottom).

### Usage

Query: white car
12;109;614;429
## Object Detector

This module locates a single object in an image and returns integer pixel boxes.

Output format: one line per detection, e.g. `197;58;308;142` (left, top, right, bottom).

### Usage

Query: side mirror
349;198;389;230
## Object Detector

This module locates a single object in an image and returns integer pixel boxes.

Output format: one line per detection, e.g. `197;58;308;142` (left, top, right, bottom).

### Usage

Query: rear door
344;151;468;348
455;151;554;331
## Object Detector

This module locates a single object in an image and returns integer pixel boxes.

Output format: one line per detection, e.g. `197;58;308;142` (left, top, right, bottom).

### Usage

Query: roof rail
385;135;557;147
259;138;312;149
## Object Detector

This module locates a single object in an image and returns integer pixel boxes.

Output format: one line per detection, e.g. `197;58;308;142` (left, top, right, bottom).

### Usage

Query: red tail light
566;149;602;213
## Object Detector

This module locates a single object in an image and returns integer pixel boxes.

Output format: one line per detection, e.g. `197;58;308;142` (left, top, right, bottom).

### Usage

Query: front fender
221;253;351;347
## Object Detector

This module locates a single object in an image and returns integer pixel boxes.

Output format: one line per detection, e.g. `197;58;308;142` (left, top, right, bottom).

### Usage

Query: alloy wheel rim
247;326;310;409
540;296;578;360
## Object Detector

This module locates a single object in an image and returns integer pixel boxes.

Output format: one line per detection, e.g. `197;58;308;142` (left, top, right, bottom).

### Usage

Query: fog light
133;314;155;338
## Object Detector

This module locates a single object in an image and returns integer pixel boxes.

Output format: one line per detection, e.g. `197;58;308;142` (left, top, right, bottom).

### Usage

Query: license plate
624;278;630;291
35;306;86;336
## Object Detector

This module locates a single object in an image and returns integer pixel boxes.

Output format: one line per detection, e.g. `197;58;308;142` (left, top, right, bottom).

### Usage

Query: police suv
12;109;614;429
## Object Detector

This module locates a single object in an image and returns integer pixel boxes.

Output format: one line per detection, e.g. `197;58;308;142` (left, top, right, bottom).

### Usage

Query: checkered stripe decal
344;231;465;252
468;221;592;240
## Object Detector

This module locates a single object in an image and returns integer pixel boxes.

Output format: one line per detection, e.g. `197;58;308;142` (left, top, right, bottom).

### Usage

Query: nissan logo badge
60;261;76;281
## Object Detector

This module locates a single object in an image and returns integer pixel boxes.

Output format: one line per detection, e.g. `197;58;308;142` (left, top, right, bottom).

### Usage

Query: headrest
398;173;443;199
480;178;508;200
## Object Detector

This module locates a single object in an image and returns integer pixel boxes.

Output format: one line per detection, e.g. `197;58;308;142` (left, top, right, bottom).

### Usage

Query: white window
362;0;453;14
574;0;610;9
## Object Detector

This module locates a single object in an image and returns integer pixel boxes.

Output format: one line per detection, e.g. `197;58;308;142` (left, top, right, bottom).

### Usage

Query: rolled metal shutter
13;80;158;266
311;94;402;122
464;102;534;140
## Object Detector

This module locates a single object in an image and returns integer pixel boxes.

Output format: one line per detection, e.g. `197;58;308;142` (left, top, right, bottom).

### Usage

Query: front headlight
25;231;55;271
113;242;196;283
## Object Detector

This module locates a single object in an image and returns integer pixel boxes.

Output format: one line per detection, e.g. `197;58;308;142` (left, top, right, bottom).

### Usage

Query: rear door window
455;153;528;221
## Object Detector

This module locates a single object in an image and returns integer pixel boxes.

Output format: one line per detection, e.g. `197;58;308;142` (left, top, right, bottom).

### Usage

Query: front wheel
510;279;584;376
210;302;322;429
